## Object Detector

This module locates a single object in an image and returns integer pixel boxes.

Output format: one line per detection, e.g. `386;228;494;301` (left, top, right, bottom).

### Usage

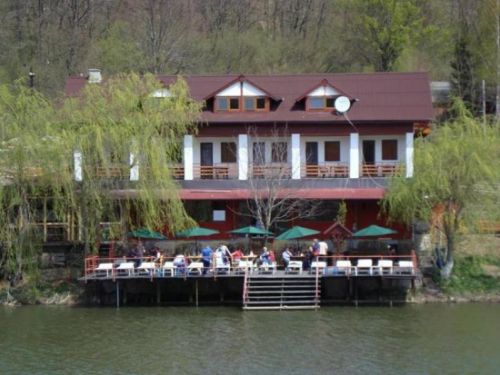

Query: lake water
0;304;499;374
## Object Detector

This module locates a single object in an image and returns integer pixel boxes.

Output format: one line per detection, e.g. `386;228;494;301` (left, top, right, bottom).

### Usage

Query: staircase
243;274;321;310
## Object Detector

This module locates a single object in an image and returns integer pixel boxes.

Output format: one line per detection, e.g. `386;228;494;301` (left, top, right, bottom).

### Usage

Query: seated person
173;254;187;275
260;247;271;266
231;248;244;263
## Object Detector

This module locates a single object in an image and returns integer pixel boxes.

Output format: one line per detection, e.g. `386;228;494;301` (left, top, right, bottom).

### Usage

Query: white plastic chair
236;260;254;274
258;262;277;274
162;261;175;277
137;261;156;276
396;260;414;275
188;262;204;275
95;263;113;278
355;259;373;276
335;260;352;275
116;262;135;277
310;261;327;274
376;259;393;275
286;260;303;274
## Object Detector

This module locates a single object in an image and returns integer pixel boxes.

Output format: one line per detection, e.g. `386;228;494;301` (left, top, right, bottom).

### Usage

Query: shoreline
2;283;499;307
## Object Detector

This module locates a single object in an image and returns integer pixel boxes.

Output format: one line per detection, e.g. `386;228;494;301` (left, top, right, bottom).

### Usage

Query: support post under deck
116;281;120;308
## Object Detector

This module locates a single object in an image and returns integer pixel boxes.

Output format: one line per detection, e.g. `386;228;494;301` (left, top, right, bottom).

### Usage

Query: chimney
87;68;102;83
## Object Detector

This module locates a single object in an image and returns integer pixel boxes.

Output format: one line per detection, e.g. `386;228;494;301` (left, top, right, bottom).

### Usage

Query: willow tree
382;103;500;278
61;73;199;253
0;73;200;284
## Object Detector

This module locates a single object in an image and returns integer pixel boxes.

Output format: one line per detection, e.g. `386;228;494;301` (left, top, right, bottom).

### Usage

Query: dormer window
309;97;335;110
207;75;279;112
296;79;353;113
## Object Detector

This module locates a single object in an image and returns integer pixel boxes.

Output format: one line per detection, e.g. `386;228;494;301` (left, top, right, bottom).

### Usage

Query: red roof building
66;72;433;239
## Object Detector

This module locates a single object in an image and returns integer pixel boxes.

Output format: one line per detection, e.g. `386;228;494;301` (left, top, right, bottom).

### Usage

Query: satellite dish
334;96;351;113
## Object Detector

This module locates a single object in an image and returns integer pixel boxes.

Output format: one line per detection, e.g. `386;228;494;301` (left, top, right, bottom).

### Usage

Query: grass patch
441;255;500;294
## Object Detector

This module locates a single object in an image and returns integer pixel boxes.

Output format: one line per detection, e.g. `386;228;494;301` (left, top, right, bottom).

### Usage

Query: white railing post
405;132;414;178
74;151;82;181
349;133;359;178
291;133;301;179
183;135;193;180
238;134;248;180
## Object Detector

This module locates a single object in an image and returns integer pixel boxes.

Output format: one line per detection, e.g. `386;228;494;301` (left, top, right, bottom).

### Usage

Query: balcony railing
250;163;291;179
94;164;130;179
193;163;238;180
301;163;349;178
361;163;402;177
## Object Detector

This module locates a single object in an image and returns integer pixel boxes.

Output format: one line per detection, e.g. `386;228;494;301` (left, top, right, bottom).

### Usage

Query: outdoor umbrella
175;226;220;253
275;226;320;241
352;225;397;238
228;226;273;252
127;228;167;240
176;227;220;237
228;226;273;236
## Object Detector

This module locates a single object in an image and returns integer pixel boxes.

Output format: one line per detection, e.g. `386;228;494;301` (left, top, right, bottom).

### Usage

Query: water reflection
0;304;499;374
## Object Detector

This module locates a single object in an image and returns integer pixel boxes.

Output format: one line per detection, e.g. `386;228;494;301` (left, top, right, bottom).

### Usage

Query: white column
291;133;301;179
129;152;139;181
349;133;359;178
238;134;248;180
73;151;82;181
405;132;414;178
183;135;193;180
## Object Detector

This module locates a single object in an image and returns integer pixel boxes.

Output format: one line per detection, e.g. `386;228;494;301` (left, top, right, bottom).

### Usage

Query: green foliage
382;101;500;271
441;255;500;294
0;73;200;282
343;0;426;71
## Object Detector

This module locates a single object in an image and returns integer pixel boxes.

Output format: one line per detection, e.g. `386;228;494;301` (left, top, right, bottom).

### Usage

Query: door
306;142;319;165
305;142;319;177
362;140;376;176
362;140;375;164
200;143;213;179
200;143;213;166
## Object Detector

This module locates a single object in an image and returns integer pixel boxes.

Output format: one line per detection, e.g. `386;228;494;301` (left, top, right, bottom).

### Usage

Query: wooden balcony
94;165;130;179
193;163;238;180
250;163;291;179
361;163;401;177
302;163;349;178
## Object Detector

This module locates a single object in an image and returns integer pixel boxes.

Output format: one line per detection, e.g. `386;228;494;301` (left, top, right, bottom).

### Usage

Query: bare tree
240;126;319;238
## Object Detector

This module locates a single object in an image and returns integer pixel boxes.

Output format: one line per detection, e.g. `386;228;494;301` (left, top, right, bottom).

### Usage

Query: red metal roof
65;72;434;123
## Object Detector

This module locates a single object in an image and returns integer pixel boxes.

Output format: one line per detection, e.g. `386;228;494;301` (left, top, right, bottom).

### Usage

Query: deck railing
193;163;238;179
83;252;418;281
250;163;291;179
301;163;349;178
360;163;403;177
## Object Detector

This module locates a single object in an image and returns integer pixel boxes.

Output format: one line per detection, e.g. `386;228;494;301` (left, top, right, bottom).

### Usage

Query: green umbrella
229;226;273;236
127;228;167;240
352;225;397;238
275;226;320;240
176;227;220;237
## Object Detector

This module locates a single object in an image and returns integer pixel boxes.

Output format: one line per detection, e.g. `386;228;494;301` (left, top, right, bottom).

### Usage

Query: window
256;98;266;109
309;97;324;109
382;140;398;160
244;98;254;110
229;98;239;110
253;142;266;165
217;97;228;110
244;97;267;111
308;96;335;110
324;141;340;161
221;142;237;163
271;142;288;163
